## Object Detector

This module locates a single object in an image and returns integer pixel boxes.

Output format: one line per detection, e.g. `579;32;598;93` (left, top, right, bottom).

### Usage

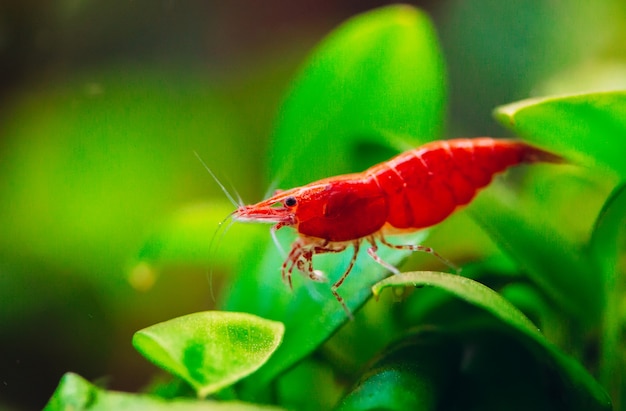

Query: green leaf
44;372;284;411
269;4;446;188
468;188;602;325
373;271;612;410
399;256;520;326
494;91;626;179
132;311;285;398
590;183;626;403
336;331;460;411
374;272;541;336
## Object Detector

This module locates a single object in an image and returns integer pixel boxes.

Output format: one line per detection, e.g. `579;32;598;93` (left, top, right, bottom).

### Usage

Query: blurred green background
1;1;625;410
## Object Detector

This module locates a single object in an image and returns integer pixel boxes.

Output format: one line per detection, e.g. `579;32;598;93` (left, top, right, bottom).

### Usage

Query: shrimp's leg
366;238;401;275
327;241;360;320
296;251;328;283
282;239;361;319
281;238;333;289
378;235;460;273
296;240;357;319
281;242;305;290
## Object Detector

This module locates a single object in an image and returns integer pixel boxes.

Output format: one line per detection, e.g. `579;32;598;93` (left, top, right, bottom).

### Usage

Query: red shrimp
233;138;562;314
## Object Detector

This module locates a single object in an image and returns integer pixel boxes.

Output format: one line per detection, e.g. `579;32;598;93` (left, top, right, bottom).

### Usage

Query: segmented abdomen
367;138;561;229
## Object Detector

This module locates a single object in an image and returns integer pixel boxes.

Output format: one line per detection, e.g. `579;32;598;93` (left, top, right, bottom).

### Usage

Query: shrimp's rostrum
233;138;562;315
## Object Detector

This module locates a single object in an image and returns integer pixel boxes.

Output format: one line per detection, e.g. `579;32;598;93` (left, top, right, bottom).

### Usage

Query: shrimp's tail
520;143;566;164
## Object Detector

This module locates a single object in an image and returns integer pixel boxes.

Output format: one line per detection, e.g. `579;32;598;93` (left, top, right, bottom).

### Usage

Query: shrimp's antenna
206;211;236;302
194;151;240;208
270;224;287;258
226;178;245;207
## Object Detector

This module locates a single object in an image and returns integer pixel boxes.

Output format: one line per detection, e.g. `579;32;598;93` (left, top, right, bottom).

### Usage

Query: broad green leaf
468;187;602;325
400;256;520;327
589;183;626;403
269;4;446;188
373;271;612;410
43;372;284;411
374;272;541;336
336;332;460;411
494;91;626;179
133;311;284;398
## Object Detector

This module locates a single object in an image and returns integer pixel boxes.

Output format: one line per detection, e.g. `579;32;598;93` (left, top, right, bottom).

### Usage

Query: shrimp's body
233;138;562;314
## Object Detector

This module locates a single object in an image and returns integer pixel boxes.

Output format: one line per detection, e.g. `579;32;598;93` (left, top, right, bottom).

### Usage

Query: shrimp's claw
309;269;328;283
281;270;294;290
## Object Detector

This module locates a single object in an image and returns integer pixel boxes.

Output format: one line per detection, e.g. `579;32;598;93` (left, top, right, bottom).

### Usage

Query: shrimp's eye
284;196;297;207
